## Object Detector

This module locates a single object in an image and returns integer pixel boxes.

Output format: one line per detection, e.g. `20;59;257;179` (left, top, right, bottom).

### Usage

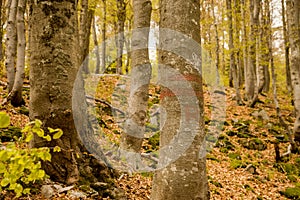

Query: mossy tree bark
29;0;113;185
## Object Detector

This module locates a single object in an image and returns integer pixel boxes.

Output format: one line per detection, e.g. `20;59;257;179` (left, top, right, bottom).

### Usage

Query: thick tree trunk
5;0;17;92
120;0;152;171
151;0;208;199
9;0;26;106
116;0;126;74
282;0;292;94
29;0;113;185
287;0;300;146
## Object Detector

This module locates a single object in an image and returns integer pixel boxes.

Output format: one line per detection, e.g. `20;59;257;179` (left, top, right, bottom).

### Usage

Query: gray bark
227;0;242;105
5;0;17;92
151;0;208;199
92;17;100;74
10;0;26;106
282;0;292;94
116;0;126;74
287;0;300;146
120;0;152;171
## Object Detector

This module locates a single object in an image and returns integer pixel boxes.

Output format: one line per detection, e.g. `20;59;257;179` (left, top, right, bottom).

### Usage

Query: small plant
0;112;63;197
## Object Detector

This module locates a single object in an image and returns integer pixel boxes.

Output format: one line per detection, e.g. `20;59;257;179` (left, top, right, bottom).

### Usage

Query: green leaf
1;178;10;187
37;170;46;179
53;146;61;152
0;112;10;128
34;119;42;128
0;151;8;161
35;128;44;137
0;163;7;174
53;129;63;139
44;135;51;141
23;188;30;195
14;183;23;197
25;132;33;142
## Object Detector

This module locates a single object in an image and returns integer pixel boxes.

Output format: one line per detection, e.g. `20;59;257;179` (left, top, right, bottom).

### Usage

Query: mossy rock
206;154;220;162
280;187;300;199
19;106;29;116
230;159;246;169
148;132;160;150
287;175;298;183
215;135;235;151
226;130;237;137
0;126;22;142
238;138;267;151
236;132;256;138
228;152;241;160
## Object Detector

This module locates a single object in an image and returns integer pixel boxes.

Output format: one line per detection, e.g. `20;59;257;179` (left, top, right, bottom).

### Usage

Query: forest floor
0;75;300;199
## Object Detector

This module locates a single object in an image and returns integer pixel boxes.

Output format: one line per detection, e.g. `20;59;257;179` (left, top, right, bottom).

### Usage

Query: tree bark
9;0;26;106
246;0;259;101
151;0;208;199
5;0;17;92
92;17;100;74
99;0;107;74
79;0;94;73
116;0;126;74
0;0;4;63
227;0;242;105
286;0;300;146
241;0;249;99
282;0;292;94
29;0;113;184
120;0;152;171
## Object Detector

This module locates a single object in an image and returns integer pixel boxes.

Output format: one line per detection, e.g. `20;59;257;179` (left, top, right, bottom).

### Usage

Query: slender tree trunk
151;0;208;199
241;0;249;99
263;0;271;93
212;0;220;73
100;0;106;74
9;0;26;106
282;0;292;94
246;0;259;101
286;0;300;146
124;17;132;74
120;0;152;171
227;0;242;105
116;0;126;74
248;0;260;107
5;0;17;92
256;1;266;94
92;17;100;74
79;0;94;73
0;0;4;63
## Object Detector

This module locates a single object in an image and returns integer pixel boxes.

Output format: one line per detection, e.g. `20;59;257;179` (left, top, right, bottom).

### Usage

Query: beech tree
151;0;208;199
28;0;112;184
120;0;152;170
4;0;26;106
5;0;17;93
286;0;300;148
